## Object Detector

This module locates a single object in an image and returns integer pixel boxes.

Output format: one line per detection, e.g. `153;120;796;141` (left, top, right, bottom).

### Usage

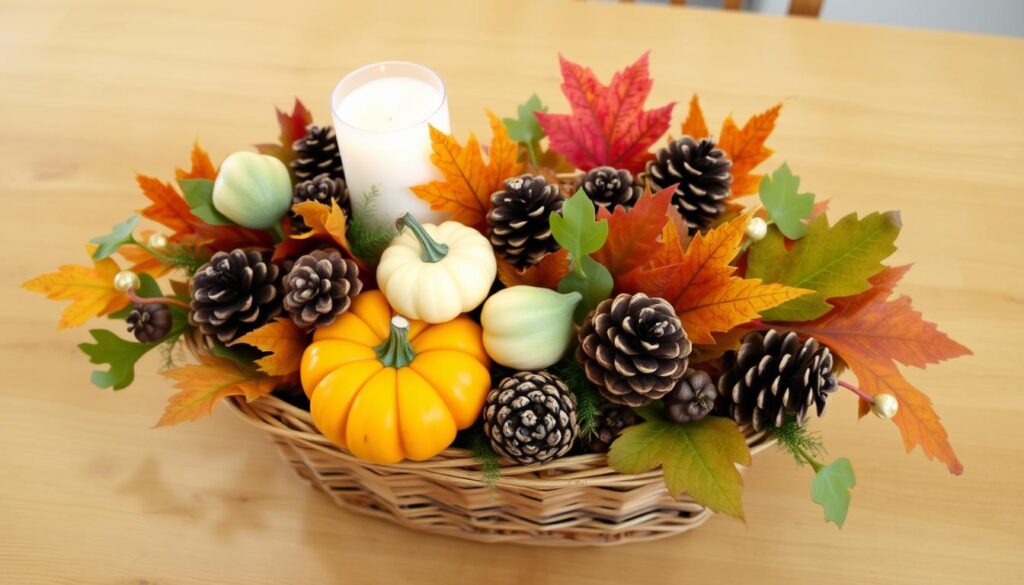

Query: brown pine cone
282;249;362;330
190;249;282;343
483;371;578;465
663;369;717;424
291;173;350;233
578;293;692;407
577;166;643;213
126;304;173;343
486;174;565;269
291;124;344;182
587;401;642;453
644;136;732;233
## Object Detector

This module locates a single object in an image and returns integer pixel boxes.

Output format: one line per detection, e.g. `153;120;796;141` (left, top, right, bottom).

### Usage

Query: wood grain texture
1;0;1022;583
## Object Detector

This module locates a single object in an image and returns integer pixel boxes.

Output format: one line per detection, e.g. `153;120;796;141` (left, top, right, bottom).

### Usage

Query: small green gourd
480;286;582;370
212;151;292;229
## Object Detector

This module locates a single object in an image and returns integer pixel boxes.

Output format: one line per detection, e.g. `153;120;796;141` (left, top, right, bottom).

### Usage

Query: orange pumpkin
300;290;490;463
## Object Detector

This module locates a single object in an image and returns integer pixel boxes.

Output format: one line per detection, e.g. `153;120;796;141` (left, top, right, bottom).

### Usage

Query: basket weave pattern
227;395;774;546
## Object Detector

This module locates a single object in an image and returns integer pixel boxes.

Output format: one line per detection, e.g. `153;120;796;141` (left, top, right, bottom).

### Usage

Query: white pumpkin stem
398;213;448;263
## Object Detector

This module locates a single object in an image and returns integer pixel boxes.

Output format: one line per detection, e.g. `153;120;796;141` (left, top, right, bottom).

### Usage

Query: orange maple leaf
682;95;781;198
497;248;570;290
650;208;691;268
681;95;710;140
230;318;308;376
619;214;810;344
592;184;675;281
157;354;279;427
175;141;218;180
23;249;129;329
788;266;972;474
411;111;524;232
138;174;195;236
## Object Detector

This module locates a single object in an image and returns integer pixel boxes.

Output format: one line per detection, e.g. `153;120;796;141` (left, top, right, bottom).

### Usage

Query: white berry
746;217;768;241
113;270;141;292
148;233;168;249
871;393;899;419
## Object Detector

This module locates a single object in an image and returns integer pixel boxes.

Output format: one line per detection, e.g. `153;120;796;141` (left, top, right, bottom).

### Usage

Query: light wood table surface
2;1;1023;583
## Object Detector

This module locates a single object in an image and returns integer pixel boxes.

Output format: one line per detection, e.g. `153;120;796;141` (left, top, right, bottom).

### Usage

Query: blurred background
627;0;1024;37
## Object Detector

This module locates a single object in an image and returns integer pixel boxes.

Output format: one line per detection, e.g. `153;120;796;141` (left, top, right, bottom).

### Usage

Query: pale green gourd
481;286;582;370
212;151;293;229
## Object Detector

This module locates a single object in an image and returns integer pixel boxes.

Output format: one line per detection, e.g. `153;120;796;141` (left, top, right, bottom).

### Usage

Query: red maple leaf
536;52;674;175
255;98;313;169
788;266;972;474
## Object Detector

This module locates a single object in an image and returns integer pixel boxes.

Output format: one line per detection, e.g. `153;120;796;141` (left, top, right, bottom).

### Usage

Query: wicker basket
224;394;774;546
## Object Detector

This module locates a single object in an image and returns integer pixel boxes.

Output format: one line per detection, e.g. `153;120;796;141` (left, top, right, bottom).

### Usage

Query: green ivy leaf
811;457;856;528
179;178;233;226
608;411;751;520
759;163;814;239
746;211;901;321
550;189;608;262
503;94;547;146
558;255;612;323
89;215;140;260
79;330;156;390
107;274;163;319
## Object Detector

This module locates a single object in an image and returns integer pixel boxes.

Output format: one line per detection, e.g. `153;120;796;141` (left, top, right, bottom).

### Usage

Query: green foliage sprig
552;357;600;438
772;419;857;528
348;186;397;267
469;426;501;488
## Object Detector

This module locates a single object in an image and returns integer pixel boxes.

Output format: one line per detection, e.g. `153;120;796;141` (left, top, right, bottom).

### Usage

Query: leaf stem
794;443;824;473
125;289;192;311
838;380;874;403
526;140;540;168
268;222;286;243
398;213;448;263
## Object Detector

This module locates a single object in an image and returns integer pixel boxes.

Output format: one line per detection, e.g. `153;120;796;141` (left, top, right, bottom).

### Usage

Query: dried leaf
175;141;218;180
290;200;354;257
23;249;129;329
411;111;524;232
718;103;782;197
157;354;278;427
255;98;313;168
592;184;675;280
229;318;308;376
618;215;810;343
497;248;569;290
536;52;674;174
682;95;710;139
789;266;972;474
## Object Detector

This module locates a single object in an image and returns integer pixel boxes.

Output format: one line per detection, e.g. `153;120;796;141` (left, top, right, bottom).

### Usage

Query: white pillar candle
330;61;450;229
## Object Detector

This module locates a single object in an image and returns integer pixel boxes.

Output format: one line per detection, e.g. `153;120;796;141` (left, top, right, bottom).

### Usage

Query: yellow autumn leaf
23;249;129;329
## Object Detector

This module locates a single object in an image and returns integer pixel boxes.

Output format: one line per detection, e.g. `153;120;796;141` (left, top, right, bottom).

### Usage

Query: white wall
633;0;1024;37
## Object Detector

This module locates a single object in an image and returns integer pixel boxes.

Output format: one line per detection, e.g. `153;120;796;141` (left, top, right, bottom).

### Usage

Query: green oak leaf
179;178;233;226
746;211;901;321
90;215;140;260
811;457;856;528
107;274;163;319
503;94;547;145
550;189;609;262
759;163;814;239
608;411;751;520
79;330;156;390
558;255;613;323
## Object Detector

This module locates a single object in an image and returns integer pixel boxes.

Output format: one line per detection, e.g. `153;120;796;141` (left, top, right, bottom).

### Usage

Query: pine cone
291;173;350;233
644;136;732;232
717;330;838;431
486;174;565;270
578;293;691;407
483;371;579;465
663;369;717;424
126;304;172;343
282;249;362;329
291;124;345;182
190;249;282;343
587;401;642;453
577;166;643;213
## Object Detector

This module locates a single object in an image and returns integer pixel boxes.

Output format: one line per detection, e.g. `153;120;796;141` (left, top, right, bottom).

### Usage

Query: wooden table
3;0;1022;583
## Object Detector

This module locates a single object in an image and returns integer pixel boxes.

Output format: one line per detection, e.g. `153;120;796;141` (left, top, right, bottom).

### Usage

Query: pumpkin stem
397;213;448;263
375;315;416;368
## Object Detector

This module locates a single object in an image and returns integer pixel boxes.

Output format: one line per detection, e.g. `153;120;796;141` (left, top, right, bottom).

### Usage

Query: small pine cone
644;136;732;232
126;304;172;343
487;174;565;270
577;166;643;213
291;124;345;182
578;293;692;407
587;401;642;453
282;249;362;329
663;369;717;424
717;330;838;431
190;249;282;343
291;173;351;233
483;371;579;465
